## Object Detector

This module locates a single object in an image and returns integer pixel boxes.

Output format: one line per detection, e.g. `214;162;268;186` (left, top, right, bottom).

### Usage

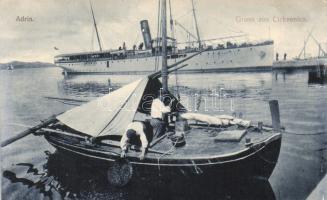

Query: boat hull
44;132;281;182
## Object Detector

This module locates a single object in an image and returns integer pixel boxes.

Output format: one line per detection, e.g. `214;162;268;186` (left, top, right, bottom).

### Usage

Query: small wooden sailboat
2;0;282;187
35;74;282;185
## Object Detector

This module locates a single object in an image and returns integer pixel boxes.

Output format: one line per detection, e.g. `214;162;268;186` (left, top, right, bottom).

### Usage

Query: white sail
57;78;148;137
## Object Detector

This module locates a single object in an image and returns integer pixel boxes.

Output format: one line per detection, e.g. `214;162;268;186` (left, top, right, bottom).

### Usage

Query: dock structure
306;174;327;200
273;31;327;71
273;57;327;70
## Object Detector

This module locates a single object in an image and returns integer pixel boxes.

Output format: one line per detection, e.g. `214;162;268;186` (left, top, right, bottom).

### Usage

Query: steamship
54;2;274;74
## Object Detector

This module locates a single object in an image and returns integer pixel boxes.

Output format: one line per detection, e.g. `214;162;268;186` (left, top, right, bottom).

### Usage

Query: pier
273;60;327;84
273;31;327;72
273;57;327;70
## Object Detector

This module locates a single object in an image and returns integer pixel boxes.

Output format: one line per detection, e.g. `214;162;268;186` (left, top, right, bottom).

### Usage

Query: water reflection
274;68;327;85
3;151;276;200
57;74;146;99
3;68;325;200
55;73;272;116
58;79;119;98
308;70;327;85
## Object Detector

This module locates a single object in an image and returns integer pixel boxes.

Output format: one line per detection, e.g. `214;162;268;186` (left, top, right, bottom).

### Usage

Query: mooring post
269;100;281;132
108;78;111;87
317;65;321;78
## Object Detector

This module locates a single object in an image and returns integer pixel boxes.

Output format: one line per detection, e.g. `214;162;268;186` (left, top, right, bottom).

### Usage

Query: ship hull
44;132;281;182
56;43;274;74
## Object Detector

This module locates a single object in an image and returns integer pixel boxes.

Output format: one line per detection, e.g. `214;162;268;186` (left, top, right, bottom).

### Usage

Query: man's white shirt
120;122;148;151
150;98;171;119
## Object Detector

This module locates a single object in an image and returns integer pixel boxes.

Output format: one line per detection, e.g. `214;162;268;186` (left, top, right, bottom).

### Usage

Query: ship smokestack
140;20;152;49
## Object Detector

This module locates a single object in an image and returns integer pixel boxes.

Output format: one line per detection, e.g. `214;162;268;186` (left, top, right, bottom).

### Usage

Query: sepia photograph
1;0;326;199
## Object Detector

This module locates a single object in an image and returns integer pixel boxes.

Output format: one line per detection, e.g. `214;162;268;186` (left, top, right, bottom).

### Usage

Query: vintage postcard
1;0;326;199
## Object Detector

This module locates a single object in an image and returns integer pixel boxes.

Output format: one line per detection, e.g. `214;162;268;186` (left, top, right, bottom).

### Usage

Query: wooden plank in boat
214;130;247;142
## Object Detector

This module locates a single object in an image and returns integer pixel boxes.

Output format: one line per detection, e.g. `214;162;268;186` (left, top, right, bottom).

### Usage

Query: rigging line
168;0;175;42
89;0;103;51
174;9;193;21
175;20;198;41
207;13;245;34
156;139;178;173
176;34;247;44
191;0;201;49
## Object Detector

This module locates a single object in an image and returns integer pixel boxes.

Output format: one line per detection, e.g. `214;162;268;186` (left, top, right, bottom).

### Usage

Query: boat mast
168;0;176;51
89;0;102;51
161;0;168;94
191;0;201;49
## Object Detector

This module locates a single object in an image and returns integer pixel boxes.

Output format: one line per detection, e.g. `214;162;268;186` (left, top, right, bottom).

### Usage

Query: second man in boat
120;95;172;160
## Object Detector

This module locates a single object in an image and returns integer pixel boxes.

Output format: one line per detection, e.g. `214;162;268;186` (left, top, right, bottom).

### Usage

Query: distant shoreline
0;61;56;70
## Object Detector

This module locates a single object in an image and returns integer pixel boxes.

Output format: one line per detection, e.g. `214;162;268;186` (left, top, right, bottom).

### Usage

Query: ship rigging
54;0;274;74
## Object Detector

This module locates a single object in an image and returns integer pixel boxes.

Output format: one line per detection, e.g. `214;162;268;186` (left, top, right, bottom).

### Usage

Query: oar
1;115;58;147
44;96;89;103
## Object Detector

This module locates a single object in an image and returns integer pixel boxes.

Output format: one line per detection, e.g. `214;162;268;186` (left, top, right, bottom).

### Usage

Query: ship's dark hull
44;132;281;183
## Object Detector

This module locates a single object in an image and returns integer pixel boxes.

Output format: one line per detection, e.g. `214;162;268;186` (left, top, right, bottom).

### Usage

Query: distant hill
0;61;56;70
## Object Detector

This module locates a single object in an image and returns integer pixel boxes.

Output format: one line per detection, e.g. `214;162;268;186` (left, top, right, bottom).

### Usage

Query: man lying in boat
120;94;173;160
120;122;149;160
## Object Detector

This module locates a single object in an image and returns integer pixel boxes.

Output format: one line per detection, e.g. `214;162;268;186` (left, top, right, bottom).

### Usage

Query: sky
0;0;326;63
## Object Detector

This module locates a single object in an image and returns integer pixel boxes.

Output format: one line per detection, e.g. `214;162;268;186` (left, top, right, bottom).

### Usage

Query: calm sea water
1;67;326;200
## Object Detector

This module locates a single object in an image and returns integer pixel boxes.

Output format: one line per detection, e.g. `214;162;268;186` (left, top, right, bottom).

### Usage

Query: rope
156;138;178;175
174;9;193;21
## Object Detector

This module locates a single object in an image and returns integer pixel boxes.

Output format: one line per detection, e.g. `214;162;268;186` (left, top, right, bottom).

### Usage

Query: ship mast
161;0;168;93
89;0;102;51
191;0;201;49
